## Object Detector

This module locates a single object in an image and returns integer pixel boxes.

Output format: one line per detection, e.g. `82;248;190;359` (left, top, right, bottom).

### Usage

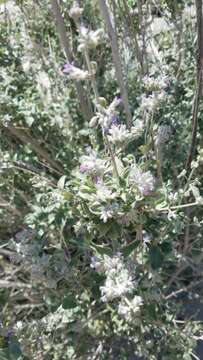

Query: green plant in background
0;0;203;359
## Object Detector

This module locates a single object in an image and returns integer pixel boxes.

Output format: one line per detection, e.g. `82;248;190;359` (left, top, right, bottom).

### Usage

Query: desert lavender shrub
1;1;203;360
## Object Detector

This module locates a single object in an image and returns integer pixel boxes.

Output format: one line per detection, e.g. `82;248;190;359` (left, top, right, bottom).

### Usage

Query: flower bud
97;97;107;107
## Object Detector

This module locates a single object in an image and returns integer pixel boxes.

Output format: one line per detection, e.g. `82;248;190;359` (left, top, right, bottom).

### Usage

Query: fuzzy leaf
122;240;140;257
114;156;124;176
62;296;77;309
57;175;67;189
91;243;112;256
149;245;164;269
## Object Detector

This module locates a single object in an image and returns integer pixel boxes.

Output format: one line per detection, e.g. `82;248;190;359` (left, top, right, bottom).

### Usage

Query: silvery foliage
155;125;171;146
118;295;143;322
11;228;69;288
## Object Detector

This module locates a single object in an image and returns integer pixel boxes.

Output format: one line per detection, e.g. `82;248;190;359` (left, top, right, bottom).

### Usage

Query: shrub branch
98;0;132;127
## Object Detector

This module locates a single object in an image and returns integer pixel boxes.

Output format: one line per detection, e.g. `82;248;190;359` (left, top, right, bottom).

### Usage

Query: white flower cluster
98;254;135;302
155;125;171;146
12;228;69;288
63;62;90;81
140;74;170;113
78;26;104;52
129;166;155;196
79;151;106;176
36;71;51;89
131;120;144;138
107;120;143;146
140;92;165;113
99;203;119;222
69;2;83;21
90;97;121;129
95;182;116;202
108;124;132;145
90;255;105;273
118;295;143;321
143;75;169;92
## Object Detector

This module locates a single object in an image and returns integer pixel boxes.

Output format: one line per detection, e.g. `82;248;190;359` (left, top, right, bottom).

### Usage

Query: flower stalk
51;0;92;120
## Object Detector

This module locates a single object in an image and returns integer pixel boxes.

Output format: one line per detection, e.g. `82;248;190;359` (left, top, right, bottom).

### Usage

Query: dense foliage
0;0;203;359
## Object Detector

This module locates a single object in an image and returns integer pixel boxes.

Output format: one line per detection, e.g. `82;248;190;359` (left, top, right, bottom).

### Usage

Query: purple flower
115;251;122;258
111;114;119;125
63;62;75;74
129;166;155;196
103;127;109;135
90;256;104;272
92;175;101;184
6;327;13;338
90;256;99;268
79;153;106;176
80;163;89;174
108;97;122;113
62;62;89;81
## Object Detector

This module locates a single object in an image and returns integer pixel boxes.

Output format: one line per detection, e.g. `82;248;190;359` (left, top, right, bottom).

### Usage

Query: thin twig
155;202;201;212
0;200;21;216
137;0;148;75
4;124;64;175
165;279;203;300
0;280;32;289
12;164;57;188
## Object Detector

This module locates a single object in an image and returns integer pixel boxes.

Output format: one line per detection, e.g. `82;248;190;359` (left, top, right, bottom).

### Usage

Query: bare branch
0;198;21;217
4;125;63;176
98;0;132;127
165;279;203;300
0;280;32;289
